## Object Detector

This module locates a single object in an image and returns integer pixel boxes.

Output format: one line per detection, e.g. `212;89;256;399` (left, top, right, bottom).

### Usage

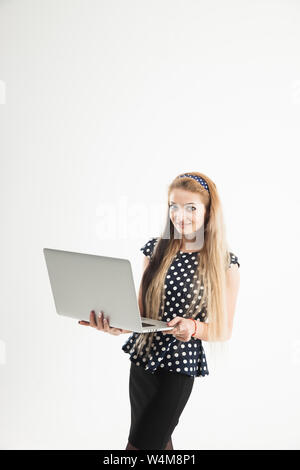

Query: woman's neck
180;231;204;251
179;234;203;252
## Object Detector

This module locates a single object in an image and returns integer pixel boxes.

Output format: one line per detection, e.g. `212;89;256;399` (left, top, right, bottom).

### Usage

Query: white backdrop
0;0;299;450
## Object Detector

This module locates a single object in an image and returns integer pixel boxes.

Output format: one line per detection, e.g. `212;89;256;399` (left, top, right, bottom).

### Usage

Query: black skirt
128;360;195;450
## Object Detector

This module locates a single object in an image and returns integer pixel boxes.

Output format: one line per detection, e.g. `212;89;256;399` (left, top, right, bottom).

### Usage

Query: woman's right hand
78;310;131;336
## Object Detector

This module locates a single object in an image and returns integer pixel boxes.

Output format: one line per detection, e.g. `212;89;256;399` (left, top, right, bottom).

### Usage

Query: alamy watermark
94;196;205;250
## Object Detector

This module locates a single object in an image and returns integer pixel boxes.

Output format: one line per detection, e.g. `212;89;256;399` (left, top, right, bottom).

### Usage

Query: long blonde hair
134;172;232;364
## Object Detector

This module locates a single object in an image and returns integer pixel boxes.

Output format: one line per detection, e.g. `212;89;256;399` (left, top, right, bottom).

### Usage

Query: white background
0;0;300;450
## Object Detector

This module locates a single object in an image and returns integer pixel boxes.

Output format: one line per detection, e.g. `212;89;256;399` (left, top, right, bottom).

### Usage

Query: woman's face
169;188;206;237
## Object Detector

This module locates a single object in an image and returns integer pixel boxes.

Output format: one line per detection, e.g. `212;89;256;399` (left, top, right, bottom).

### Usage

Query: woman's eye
168;205;196;211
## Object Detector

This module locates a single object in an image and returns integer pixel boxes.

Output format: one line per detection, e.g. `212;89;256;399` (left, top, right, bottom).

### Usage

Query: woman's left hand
162;316;196;342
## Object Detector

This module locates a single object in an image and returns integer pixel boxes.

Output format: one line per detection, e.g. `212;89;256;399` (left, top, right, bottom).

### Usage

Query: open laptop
43;247;173;333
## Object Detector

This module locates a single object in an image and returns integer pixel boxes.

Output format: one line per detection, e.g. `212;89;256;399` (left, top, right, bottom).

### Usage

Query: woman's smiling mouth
177;223;191;227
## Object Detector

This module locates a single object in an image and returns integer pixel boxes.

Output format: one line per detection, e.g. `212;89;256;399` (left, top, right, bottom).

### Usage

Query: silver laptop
43;247;173;333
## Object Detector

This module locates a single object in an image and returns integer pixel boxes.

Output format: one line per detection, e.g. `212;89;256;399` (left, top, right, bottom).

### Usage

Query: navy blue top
122;237;240;378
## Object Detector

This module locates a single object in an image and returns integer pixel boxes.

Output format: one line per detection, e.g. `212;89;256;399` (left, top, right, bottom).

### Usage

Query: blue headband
179;174;210;193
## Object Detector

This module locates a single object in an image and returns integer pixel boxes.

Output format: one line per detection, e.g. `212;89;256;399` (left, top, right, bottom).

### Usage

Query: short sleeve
140;237;158;259
228;251;240;269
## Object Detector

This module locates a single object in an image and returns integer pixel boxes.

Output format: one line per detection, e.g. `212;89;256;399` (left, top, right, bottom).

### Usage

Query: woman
79;172;241;450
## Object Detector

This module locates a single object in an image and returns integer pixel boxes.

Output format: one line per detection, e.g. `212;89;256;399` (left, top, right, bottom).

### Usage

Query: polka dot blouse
122;237;240;378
